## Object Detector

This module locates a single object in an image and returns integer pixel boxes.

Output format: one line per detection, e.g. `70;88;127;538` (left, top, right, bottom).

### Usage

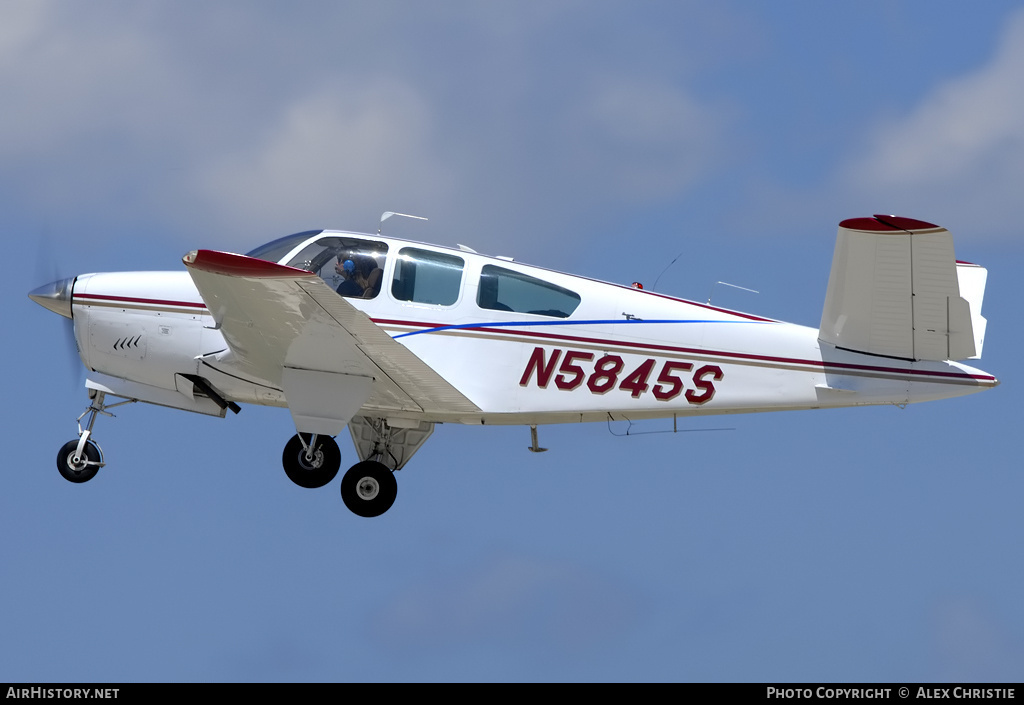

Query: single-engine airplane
29;214;998;517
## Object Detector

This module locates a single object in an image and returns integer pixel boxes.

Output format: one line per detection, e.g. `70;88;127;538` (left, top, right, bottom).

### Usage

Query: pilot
335;258;364;297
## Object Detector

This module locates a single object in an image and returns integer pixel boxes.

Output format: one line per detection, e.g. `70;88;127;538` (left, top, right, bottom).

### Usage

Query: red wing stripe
183;249;315;278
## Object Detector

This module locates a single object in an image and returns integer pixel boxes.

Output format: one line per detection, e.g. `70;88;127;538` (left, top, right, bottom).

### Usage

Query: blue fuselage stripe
391;318;764;339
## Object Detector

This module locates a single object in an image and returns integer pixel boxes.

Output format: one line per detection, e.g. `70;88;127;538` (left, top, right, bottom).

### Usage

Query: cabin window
391;248;465;306
286;236;388;299
477;265;581;318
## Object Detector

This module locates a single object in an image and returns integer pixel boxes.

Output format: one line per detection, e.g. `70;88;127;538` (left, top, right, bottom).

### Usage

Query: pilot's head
335;257;356;276
335;258;356;278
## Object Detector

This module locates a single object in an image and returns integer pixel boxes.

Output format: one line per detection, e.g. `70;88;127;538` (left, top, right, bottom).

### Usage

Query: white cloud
197;79;456;240
573;77;727;201
0;2;207;231
0;3;162;155
0;2;731;257
0;0;50;59
841;9;1024;239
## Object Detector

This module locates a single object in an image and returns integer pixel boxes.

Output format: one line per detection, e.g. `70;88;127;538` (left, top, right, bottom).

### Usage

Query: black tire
57;440;101;483
282;434;341;489
340;461;397;517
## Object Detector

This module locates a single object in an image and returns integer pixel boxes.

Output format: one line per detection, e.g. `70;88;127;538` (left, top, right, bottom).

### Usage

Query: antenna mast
379;211;427;235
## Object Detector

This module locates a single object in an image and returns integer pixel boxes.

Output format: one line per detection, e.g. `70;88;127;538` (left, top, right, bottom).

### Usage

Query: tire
57;440;101;483
340;461;397;517
282;434;341;489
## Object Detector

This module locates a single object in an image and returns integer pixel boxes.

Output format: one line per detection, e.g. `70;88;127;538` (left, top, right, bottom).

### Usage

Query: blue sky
3;1;1022;682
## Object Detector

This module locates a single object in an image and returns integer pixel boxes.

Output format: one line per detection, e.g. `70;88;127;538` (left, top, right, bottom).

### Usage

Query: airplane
29;214;998;517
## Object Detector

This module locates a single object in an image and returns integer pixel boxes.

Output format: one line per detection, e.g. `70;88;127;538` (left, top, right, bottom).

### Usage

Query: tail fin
818;215;985;361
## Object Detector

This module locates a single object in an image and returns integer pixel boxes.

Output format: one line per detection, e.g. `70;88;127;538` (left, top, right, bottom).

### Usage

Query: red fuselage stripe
66;294;994;384
372;318;996;383
74;293;208;309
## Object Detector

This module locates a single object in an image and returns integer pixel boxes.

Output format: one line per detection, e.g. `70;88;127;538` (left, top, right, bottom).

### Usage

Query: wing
183;249;479;433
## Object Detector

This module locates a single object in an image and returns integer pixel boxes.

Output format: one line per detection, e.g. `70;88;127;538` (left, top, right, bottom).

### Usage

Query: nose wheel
56;439;102;483
340;461;397;518
55;390;127;484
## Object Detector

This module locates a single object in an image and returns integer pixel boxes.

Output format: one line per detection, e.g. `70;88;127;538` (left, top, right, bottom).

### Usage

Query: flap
281;368;372;436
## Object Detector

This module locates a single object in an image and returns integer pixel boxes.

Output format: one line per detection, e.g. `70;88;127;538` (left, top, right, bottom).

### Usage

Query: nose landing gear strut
56;390;134;483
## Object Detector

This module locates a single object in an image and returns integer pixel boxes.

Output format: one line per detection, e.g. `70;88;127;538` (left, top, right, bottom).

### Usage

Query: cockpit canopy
246;230;581;317
248;231;387;300
244;230;323;264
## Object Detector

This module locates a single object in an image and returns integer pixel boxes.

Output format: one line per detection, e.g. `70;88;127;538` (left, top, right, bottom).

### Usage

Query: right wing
183;250;479;431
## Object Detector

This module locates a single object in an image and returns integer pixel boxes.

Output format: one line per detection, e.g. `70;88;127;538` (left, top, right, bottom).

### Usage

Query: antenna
379;211;427;235
651;251;684;291
707;281;759;304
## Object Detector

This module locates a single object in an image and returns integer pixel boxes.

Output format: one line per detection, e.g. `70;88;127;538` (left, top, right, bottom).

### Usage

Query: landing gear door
349;416;434;471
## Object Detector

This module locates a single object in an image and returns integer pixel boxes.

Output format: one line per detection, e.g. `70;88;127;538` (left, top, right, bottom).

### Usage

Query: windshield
285;234;389;300
245;230;323;263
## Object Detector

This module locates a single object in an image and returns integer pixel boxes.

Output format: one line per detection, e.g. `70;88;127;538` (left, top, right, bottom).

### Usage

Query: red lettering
587;355;623;394
686;365;723;404
618;358;656;399
519;347;562;388
520;348;724;403
653;360;693;401
555;350;594;390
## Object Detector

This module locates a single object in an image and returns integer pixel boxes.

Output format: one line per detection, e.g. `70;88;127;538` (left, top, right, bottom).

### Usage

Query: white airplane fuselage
68;236;996;428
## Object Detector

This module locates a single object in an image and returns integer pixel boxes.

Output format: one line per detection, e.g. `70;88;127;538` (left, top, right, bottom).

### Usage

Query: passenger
354;255;383;298
335;258;363;297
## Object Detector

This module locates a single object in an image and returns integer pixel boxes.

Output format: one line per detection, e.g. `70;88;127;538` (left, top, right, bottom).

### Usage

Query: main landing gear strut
281;416;434;518
55;391;134;483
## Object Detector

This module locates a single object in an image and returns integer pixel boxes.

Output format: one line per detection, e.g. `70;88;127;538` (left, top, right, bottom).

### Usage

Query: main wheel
282;434;341;489
340;461;397;517
57;440;101;483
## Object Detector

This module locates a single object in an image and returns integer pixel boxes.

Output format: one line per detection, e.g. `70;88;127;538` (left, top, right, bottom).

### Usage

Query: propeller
32;232;85;386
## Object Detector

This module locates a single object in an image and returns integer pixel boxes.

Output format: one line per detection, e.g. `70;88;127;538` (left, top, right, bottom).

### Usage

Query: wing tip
183;250;315;278
839;215;942;233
